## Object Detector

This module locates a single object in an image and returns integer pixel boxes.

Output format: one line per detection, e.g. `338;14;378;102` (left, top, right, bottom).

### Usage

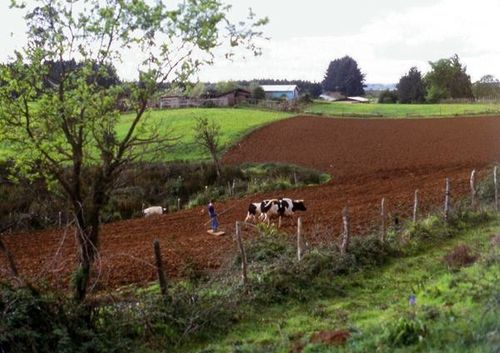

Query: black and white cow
245;199;276;223
245;198;306;226
272;198;306;226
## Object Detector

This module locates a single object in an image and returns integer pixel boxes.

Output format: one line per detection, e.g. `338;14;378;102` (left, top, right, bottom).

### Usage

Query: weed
383;314;427;347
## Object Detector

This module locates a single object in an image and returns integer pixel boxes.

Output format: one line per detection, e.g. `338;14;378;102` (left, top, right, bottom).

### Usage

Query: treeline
378;54;500;104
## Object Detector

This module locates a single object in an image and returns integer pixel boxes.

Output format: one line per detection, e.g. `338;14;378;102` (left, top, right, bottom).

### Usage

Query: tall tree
473;75;500;100
322;56;365;96
0;0;266;302
397;67;425;103
425;54;473;102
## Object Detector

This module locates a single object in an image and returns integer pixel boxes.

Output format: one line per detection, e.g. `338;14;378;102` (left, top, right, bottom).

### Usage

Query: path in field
2;116;500;290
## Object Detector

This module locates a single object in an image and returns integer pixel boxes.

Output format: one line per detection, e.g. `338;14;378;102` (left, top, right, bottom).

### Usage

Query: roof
214;88;251;98
347;96;369;102
261;85;299;92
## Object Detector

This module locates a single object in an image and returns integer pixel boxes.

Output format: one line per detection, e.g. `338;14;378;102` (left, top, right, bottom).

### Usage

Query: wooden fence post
340;207;350;255
470;170;477;209
235;222;248;286
177;198;181;211
380;198;386;242
444;178;450;222
297;217;303;261
0;232;19;279
413;190;419;223
153;240;168;300
494;166;498;212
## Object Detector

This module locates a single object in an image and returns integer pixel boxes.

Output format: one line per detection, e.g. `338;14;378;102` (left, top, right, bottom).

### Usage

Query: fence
223;166;499;286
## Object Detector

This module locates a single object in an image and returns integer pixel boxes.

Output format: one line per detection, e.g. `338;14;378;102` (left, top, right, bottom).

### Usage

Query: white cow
143;206;167;217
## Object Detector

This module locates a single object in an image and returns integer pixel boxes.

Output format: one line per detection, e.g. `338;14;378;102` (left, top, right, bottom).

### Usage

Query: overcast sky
1;0;499;83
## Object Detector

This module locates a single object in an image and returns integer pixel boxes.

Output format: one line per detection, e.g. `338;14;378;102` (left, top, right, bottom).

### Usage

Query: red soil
1;116;499;291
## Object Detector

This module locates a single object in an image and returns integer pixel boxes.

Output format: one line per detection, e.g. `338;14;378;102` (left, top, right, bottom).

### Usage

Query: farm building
156;88;251;108
320;92;369;103
261;85;299;100
214;88;251;106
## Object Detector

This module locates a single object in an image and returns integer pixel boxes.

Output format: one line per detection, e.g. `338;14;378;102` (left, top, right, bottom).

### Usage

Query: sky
1;0;499;84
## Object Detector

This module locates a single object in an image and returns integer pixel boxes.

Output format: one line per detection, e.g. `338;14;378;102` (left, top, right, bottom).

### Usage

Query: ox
143;206;167;217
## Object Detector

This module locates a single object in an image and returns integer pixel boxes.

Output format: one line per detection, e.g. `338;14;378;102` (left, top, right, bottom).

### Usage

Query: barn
214;88;252;106
261;85;299;100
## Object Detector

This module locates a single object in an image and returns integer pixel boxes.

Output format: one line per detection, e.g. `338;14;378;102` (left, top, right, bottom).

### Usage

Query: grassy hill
108;108;292;161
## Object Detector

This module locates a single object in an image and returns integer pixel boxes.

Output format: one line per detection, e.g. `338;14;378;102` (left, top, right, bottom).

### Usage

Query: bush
0;284;137;353
142;286;240;346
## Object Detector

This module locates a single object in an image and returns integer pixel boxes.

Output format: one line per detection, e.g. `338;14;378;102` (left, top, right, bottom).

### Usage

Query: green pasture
189;216;500;352
117;108;292;161
306;101;500;118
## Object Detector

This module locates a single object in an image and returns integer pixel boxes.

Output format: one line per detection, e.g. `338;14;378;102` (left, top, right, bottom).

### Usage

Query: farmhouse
261;85;299;100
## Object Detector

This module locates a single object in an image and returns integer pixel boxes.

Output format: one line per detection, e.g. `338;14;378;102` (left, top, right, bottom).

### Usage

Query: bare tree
193;117;223;178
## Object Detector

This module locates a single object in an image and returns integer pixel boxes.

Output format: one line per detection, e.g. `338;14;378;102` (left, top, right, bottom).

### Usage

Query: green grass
117;108;292;161
306;101;500;118
186;216;500;353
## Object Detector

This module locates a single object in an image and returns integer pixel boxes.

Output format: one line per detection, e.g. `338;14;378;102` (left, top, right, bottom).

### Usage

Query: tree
193;117;222;178
397;67;425;103
473;75;500;100
378;90;398;104
215;80;238;94
425;54;473;102
322;56;365;96
0;0;266;302
252;86;265;100
189;82;207;98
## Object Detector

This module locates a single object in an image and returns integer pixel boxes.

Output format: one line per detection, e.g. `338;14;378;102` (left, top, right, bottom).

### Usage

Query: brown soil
310;330;351;346
1;116;499;291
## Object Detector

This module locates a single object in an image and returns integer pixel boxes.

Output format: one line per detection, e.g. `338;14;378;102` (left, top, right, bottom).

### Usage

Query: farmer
207;200;219;232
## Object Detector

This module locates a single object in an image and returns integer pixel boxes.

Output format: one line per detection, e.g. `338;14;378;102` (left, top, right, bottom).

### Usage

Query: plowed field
2;116;500;291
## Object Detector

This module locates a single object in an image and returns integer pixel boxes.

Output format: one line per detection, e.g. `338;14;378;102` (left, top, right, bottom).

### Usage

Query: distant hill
365;83;397;91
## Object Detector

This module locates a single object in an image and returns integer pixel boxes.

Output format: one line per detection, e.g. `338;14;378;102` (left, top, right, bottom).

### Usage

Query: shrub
0;284;137;353
349;234;395;267
143;287;239;346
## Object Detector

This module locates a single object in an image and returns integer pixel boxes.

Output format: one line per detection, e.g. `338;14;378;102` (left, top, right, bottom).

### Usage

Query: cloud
199;0;500;83
2;0;498;83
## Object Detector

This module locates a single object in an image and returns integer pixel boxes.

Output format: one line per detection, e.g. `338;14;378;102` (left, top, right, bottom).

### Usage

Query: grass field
306;101;500;118
188;216;500;352
117;108;292;161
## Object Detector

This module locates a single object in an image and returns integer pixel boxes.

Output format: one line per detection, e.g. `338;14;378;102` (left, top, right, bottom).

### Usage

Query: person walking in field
207;200;219;232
